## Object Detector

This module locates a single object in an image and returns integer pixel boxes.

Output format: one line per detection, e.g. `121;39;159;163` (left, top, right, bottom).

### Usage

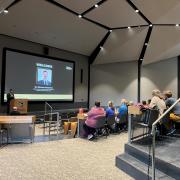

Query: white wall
141;57;178;101
90;62;138;107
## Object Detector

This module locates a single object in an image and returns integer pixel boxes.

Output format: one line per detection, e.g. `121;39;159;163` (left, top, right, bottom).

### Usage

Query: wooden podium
10;99;28;114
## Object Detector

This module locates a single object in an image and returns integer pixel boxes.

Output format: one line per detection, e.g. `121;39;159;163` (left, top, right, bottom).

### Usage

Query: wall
141;57;178;101
90;62;138;107
0;35;89;113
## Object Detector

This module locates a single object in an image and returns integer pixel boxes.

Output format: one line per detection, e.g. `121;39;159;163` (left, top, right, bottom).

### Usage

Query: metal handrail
45;102;53;115
151;98;180;180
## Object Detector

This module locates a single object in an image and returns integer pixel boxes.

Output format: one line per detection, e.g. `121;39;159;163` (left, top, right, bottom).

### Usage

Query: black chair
93;116;108;138
0;126;8;147
116;113;128;131
138;109;159;136
105;115;115;135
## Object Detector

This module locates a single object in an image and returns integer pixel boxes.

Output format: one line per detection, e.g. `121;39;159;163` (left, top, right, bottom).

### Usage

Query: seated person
84;101;105;140
149;89;166;115
115;99;128;131
163;90;180;135
10;106;20;115
106;101;115;118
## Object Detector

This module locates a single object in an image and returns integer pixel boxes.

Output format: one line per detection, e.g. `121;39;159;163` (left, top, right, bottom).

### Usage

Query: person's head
142;100;146;105
163;90;172;99
152;89;162;98
42;70;48;80
13;106;17;111
147;99;151;105
108;101;113;108
9;89;13;93
121;99;127;105
128;101;134;106
95;101;100;108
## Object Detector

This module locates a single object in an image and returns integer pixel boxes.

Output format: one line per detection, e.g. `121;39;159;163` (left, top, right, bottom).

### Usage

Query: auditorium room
0;0;180;179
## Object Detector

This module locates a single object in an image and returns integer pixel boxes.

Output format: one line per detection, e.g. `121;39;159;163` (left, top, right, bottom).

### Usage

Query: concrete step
125;143;180;179
116;153;174;180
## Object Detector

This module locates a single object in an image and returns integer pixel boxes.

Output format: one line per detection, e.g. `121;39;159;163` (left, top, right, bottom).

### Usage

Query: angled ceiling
0;0;180;65
85;0;147;27
0;0;106;55
132;0;180;24
94;27;148;64
55;0;101;14
143;26;180;65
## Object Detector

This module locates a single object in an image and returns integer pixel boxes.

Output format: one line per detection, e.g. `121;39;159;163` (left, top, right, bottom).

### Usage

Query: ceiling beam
126;0;152;25
6;0;22;10
139;26;153;64
89;31;111;64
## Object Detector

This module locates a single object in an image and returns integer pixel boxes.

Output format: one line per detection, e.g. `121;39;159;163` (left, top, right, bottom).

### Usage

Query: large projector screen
1;48;75;102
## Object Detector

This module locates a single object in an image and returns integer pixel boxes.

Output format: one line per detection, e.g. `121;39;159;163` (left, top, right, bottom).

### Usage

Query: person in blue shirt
106;101;115;118
115;99;128;132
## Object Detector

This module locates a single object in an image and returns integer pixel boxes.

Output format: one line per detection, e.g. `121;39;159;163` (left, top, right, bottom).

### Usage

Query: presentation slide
2;49;74;102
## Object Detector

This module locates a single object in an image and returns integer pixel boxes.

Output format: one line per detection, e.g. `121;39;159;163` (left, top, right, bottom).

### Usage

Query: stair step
116;153;174;180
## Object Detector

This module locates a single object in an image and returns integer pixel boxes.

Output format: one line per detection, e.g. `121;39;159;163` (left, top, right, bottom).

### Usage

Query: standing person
6;89;15;114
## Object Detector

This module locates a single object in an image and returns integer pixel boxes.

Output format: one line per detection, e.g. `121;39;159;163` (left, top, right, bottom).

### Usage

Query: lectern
10;99;28;114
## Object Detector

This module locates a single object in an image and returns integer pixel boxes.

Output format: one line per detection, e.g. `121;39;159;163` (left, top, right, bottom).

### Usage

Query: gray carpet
0;133;132;180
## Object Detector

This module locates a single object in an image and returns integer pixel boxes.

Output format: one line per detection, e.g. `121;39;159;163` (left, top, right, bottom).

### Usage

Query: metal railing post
151;98;180;180
128;114;132;144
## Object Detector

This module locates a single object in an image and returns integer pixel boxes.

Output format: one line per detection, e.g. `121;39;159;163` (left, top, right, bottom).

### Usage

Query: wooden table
0;116;36;143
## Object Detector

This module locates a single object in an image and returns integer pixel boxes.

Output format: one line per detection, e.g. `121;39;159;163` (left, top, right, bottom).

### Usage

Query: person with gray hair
149;89;166;115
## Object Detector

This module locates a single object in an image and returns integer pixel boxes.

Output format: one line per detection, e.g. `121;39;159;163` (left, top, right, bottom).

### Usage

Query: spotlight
140;58;143;61
95;4;98;8
4;9;8;14
109;29;112;32
149;24;153;27
145;43;148;46
78;14;82;18
128;26;131;29
135;10;139;13
100;46;103;50
176;24;179;27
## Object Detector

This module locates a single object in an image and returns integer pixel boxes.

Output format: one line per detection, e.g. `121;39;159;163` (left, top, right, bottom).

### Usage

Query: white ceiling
0;0;180;64
85;0;147;27
0;0;106;55
94;27;148;64
55;0;101;14
143;26;180;65
132;0;180;24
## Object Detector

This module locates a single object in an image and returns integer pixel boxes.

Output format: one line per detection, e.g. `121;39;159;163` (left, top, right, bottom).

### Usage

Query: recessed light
135;10;139;13
176;24;179;27
149;24;153;27
78;14;82;18
128;26;131;29
109;29;112;32
95;4;98;8
4;9;8;14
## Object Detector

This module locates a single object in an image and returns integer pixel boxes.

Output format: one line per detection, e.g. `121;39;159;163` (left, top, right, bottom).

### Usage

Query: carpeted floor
0;133;132;180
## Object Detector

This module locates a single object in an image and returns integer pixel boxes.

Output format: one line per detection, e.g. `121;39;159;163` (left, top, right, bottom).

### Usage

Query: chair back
69;117;78;122
106;115;115;126
147;109;159;127
118;113;128;124
94;116;106;129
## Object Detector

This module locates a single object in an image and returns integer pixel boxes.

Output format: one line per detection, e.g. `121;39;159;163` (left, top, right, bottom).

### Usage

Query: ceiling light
176;24;179;27
109;29;112;32
95;4;98;8
100;46;103;50
78;14;82;18
128;26;131;29
4;9;8;14
140;58;143;61
145;43;148;46
135;10;139;13
149;24;153;27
